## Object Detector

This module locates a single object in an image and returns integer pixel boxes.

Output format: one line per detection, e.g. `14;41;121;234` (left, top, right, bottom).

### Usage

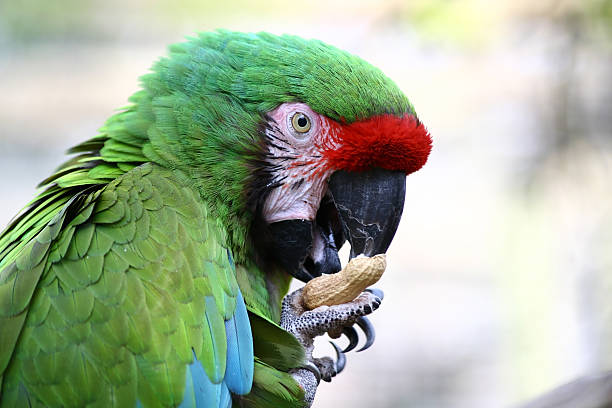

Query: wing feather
0;164;254;407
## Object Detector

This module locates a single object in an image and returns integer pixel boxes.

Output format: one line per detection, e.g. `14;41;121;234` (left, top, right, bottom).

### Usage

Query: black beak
263;168;405;283
327;169;406;259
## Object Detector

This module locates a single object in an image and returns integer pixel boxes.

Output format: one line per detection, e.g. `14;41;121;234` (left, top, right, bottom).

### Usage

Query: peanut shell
302;254;386;309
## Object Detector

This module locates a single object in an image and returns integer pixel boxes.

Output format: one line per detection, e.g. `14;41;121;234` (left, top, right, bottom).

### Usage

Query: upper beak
327;168;406;259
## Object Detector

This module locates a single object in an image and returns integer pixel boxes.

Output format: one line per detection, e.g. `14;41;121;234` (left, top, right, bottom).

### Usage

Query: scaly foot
280;287;383;406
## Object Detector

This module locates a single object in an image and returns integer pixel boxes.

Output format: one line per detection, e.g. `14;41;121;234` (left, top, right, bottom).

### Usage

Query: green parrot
0;30;432;407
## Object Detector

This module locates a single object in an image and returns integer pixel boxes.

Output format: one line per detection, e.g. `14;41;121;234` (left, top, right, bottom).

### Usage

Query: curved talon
300;361;322;384
330;341;346;375
342;326;359;353
365;287;385;301
356;316;376;352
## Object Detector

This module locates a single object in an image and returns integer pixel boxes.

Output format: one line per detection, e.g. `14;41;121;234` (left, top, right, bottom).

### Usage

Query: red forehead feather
320;114;432;174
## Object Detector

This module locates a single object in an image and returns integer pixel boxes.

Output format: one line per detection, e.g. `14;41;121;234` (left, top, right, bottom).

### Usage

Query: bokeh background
1;0;611;407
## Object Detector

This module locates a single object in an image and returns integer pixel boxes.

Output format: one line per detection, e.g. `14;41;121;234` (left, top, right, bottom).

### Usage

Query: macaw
0;30;432;407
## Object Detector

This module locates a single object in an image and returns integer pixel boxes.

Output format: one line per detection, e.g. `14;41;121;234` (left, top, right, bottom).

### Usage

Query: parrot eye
290;112;312;134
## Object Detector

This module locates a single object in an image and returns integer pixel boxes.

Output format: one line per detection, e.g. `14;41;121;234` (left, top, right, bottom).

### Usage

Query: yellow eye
291;112;311;133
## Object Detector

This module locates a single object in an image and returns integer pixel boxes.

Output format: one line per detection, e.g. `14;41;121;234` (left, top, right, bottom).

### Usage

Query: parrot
0;30;432;407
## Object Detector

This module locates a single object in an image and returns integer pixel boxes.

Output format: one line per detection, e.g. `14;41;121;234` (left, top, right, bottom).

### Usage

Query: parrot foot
280;287;383;406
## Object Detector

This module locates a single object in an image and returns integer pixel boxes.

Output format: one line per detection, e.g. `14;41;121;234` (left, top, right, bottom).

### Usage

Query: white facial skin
261;102;334;223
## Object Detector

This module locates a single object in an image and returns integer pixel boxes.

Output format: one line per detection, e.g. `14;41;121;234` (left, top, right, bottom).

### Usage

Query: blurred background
1;0;611;407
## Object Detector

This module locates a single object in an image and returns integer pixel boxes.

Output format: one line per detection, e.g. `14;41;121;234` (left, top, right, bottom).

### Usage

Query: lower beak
327;168;406;259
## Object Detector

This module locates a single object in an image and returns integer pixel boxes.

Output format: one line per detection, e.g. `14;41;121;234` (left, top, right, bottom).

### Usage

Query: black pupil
297;116;308;128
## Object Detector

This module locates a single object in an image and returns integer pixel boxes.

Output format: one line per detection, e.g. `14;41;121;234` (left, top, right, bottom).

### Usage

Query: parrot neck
133;95;261;266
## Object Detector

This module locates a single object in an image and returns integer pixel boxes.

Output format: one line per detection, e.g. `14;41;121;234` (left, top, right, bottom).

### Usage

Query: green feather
0;165;246;406
234;359;305;408
248;313;304;372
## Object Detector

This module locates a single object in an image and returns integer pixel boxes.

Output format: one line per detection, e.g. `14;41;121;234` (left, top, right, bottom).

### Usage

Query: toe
365;287;385;301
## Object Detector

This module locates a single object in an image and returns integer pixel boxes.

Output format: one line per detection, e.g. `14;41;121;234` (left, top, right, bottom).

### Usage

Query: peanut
302;254;386;309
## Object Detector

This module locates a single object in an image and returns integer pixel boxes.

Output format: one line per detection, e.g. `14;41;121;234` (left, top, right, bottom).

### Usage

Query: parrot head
141;31;432;282
251;102;430;282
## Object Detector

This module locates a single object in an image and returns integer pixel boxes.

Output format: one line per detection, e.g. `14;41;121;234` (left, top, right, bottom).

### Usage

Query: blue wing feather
178;361;196;408
220;383;232;408
179;290;253;407
223;291;254;395
179;351;223;408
